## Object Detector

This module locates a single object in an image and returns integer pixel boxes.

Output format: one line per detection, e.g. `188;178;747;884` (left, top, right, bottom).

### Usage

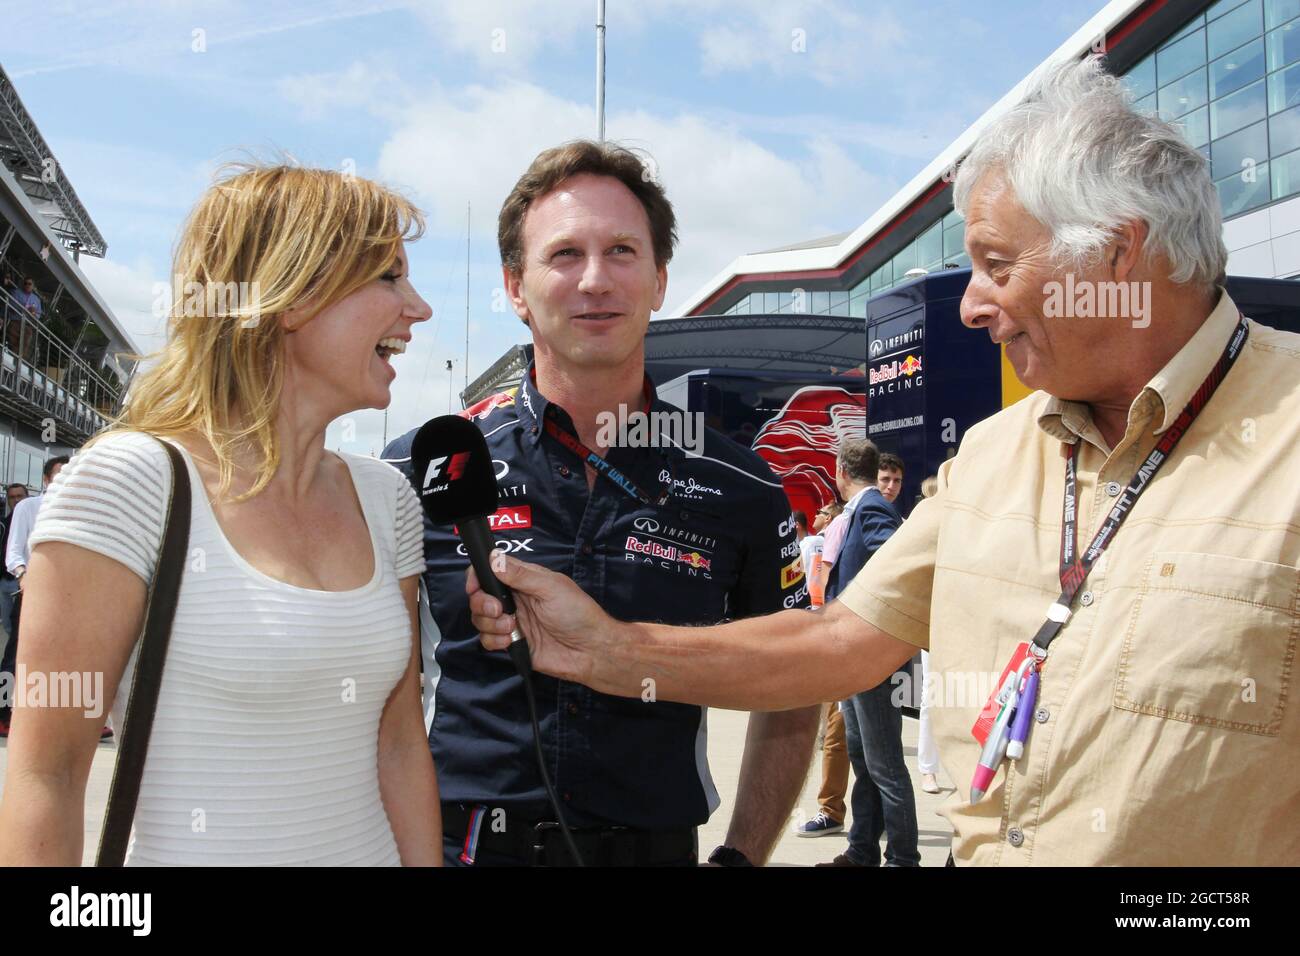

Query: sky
0;0;1104;456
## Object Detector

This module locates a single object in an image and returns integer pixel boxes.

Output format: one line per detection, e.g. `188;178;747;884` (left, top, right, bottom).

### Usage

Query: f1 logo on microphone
423;452;471;490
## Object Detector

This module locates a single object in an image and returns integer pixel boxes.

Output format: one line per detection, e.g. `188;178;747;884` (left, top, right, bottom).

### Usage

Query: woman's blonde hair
99;163;423;500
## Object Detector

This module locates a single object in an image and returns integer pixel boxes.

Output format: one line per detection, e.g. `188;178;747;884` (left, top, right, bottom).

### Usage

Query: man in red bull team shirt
384;140;818;867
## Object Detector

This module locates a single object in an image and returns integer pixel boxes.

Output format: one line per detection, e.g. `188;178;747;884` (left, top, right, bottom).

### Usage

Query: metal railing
0;287;122;441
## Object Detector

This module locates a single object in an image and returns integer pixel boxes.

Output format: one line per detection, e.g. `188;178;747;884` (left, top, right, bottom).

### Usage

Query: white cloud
601;114;895;315
695;0;912;86
375;80;594;232
405;0;594;70
78;255;170;357
278;62;408;123
362;73;894;312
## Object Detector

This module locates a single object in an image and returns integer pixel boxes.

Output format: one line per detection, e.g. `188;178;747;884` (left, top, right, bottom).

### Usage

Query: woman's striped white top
28;430;428;866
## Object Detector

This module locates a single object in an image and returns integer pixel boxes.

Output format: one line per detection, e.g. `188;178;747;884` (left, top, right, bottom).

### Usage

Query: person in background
877;452;904;506
0;483;28;737
15;278;42;319
0;460;65;738
797;507;829;604
797;501;848;836
878;454;939;792
818;439;917;867
916;475;942;795
0;482;29;638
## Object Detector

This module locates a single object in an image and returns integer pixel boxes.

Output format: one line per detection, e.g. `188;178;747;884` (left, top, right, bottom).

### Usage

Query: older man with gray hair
466;57;1300;866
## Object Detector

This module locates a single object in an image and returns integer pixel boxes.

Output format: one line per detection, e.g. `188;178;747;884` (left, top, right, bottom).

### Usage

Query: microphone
408;414;584;865
410;415;521;645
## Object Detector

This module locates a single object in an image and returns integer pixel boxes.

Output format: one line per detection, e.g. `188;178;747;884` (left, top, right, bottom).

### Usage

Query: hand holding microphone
409;415;606;683
465;552;608;688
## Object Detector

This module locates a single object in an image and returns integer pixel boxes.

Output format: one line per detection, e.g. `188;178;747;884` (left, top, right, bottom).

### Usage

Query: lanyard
1030;315;1250;662
540;387;674;507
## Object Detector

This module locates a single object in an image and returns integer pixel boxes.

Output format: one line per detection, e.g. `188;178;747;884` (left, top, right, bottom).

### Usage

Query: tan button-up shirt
840;290;1299;865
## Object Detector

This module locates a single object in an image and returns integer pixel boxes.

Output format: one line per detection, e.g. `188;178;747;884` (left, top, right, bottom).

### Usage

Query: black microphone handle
459;516;518;616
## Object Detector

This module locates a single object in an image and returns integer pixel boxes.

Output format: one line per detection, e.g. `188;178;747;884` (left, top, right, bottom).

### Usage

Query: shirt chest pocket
1113;551;1298;736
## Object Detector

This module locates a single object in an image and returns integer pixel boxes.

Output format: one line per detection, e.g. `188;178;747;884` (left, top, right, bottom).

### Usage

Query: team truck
655;270;1300;520
860;268;1300;513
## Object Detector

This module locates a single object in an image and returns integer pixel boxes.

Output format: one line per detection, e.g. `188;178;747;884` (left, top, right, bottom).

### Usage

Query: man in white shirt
0;483;29;639
4;457;66;584
1;456;67;736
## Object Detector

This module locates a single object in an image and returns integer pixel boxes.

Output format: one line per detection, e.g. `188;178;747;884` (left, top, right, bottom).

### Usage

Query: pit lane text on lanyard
969;316;1249;765
540;390;672;507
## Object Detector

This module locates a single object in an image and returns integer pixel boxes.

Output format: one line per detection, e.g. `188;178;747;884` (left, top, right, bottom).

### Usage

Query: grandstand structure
0;62;137;487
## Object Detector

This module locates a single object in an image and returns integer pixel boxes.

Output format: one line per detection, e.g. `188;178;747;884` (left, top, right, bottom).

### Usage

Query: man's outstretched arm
468;553;920;712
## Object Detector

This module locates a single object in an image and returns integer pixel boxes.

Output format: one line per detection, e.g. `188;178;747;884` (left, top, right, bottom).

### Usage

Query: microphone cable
409;414;585;866
506;639;585;867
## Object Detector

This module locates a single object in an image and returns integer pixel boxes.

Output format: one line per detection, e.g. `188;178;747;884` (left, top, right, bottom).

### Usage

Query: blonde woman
0;165;441;865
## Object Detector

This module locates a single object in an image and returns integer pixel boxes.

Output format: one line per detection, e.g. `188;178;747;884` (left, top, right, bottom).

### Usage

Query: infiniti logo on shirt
633;517;660;532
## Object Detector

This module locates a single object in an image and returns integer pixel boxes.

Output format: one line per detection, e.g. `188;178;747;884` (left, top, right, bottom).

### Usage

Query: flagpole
596;0;606;141
463;202;470;409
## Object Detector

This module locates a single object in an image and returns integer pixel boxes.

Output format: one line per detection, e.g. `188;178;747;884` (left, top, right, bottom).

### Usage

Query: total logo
783;582;810;608
868;354;923;384
624;535;711;571
455;506;531;534
456;538;534;556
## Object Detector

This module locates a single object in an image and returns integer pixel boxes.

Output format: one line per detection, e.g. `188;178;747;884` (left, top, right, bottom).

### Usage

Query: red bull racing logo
869;354;923;384
625;536;712;571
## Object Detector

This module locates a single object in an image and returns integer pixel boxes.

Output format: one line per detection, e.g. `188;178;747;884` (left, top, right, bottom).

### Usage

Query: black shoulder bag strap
96;438;192;867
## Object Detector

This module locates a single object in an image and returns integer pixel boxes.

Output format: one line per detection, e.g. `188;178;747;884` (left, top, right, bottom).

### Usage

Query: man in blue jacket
820;439;918;866
384;140;818;866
